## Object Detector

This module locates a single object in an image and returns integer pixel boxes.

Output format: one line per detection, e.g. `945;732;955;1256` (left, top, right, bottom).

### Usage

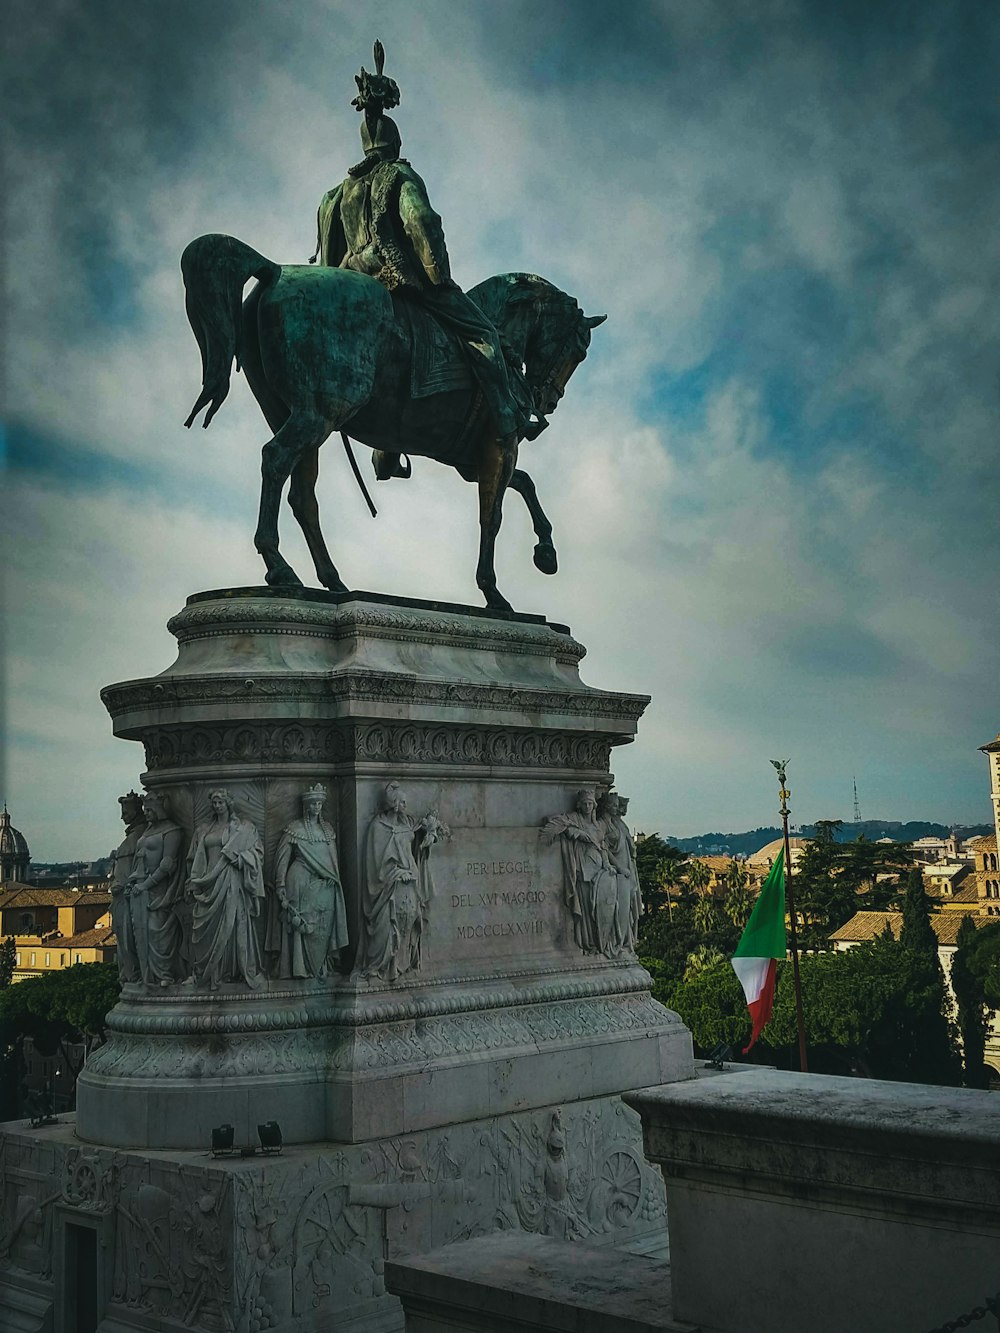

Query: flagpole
771;760;808;1073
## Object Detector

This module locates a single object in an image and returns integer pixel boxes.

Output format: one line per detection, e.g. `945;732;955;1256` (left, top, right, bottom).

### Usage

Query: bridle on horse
526;304;587;428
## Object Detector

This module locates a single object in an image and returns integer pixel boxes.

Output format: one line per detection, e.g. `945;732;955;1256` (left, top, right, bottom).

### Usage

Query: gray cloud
4;0;998;856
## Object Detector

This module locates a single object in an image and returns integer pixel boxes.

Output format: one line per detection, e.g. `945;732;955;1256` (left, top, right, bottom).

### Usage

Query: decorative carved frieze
88;991;672;1080
140;721;614;772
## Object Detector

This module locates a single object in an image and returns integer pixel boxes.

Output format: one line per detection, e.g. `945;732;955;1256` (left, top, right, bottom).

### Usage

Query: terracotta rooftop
0;885;83;909
0;885;112;911
949;881;981;904
830;909;985;947
59;927;117;951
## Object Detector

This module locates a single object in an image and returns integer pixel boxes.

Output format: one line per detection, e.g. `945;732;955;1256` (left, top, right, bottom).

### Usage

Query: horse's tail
181;233;280;429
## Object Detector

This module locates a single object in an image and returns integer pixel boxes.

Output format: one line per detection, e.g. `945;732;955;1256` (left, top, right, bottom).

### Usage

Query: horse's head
467;273;606;423
527;295;606;419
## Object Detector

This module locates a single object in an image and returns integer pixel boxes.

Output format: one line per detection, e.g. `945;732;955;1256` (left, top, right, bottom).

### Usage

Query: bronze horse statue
181;233;604;612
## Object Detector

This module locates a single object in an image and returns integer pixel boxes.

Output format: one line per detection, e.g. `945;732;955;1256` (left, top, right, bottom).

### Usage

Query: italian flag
731;849;786;1053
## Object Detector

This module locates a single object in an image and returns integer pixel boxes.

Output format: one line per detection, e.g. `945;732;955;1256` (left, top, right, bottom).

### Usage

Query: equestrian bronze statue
182;42;604;612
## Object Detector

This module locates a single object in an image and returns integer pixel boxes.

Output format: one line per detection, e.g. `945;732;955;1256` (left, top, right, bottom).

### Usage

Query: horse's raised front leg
287;447;347;592
476;433;518;613
254;412;329;587
508;468;557;575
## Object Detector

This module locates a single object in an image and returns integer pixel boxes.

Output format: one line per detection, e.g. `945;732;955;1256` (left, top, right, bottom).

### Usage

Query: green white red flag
731;848;786;1053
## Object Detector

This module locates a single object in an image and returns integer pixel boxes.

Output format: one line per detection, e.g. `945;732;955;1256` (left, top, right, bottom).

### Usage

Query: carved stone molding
140;721;615;773
89;991;676;1079
166;597;588;662
328;992;673;1074
84;1027;333;1081
105;967;654;1036
102;669;648;725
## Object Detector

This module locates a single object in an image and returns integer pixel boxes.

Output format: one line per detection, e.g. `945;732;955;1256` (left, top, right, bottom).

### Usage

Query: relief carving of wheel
600;1149;643;1226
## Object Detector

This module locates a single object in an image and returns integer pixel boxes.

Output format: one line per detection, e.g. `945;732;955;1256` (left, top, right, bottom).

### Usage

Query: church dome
0;806;31;883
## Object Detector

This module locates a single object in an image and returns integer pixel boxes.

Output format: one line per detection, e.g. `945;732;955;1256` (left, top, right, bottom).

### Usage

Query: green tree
951;916;989;1088
964;919;1000;1009
767;934;960;1085
813;819;843;845
723;860;753;930
638;901;699;984
686;859;712;899
0;937;15;988
0;963;121;1107
794;832;914;949
683;944;726;982
0;937;17;1119
663;961;749;1052
693;894;721;936
899;869;938;959
634;833;687;916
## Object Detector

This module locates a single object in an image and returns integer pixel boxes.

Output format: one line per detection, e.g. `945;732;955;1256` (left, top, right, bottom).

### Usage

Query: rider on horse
312;44;536;478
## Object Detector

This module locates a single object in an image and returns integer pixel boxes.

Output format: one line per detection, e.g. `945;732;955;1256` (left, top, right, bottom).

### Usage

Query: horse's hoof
264;565;303;588
319;571;348;593
483;590;515;615
533;541;558;575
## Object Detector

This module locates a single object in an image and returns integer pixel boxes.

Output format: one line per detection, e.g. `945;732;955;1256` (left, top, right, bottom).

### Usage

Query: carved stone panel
142;721;613;774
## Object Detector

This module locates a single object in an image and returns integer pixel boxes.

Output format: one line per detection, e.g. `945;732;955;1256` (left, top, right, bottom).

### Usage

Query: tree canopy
0;963;120;1062
793;834;914;949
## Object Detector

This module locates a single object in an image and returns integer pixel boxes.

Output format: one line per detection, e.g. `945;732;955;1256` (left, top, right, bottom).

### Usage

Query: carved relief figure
597;790;641;956
186;790;265;989
358;782;449;981
541;790;615;955
542;1110;572;1239
128;790;187;987
109;789;145;982
267;784;348;980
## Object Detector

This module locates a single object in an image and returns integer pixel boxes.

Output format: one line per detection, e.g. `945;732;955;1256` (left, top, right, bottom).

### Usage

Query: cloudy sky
4;0;999;860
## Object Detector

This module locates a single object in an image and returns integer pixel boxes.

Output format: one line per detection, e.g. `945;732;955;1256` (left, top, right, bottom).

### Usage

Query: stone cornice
107;965;653;1035
102;669;648;726
167;598;588;663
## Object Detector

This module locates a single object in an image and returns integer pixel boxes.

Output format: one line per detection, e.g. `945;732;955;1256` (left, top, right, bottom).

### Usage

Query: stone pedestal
76;589;693;1151
0;588;697;1332
1;1094;671;1333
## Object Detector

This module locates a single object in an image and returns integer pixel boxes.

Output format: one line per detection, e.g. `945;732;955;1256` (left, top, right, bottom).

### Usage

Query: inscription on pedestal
428;831;567;964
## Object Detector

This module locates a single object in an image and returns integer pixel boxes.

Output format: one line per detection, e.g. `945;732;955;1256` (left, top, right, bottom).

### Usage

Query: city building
922;861;975;902
0;807;30;885
973;730;1000;915
0;884;115;979
747;836;809;871
909;833;962;864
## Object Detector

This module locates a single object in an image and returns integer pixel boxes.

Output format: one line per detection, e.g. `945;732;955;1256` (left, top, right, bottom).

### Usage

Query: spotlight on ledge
704;1042;734;1071
257;1121;282;1154
211;1124;235;1157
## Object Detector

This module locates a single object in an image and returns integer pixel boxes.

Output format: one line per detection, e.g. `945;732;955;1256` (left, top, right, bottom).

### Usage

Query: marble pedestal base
76;589;694;1150
0;1094;669;1333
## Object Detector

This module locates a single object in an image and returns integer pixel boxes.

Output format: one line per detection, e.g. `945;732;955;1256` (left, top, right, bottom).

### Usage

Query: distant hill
665;821;993;857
